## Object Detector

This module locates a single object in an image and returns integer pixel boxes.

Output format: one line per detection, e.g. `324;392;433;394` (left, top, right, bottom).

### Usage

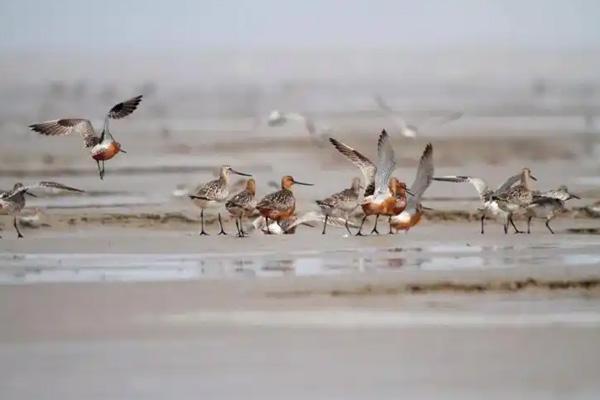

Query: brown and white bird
256;175;313;234
492;167;537;234
29;95;143;180
226;178;257;237
525;185;580;234
316;177;362;235
189;165;252;236
0;181;84;238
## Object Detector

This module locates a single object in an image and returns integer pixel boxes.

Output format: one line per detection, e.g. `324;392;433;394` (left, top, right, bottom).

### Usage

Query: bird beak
530;175;538;181
569;194;581;200
422;206;434;211
120;148;128;154
231;169;252;177
406;188;415;196
25;191;37;198
293;180;313;186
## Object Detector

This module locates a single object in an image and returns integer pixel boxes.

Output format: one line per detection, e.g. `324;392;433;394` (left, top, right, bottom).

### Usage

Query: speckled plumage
525;185;579;234
0;181;84;238
433;173;521;234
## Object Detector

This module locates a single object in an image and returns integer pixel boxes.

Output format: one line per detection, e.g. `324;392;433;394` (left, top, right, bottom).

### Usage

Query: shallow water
1;238;599;284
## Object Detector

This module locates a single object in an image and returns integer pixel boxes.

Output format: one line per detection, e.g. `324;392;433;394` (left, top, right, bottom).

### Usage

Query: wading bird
525;185;580;234
189;165;252;235
492;168;537;234
256;175;313;234
0;182;84;238
226;178;257;237
316;177;362;235
433;173;521;234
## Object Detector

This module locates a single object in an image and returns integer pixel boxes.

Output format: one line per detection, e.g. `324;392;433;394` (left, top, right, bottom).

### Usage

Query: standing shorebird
433;173;521;234
0;182;84;238
492;168;538;234
256;175;313;234
225;178;257;237
525;185;580;234
316;177;362;235
390;143;434;233
29;95;143;180
358;130;411;235
189;165;252;235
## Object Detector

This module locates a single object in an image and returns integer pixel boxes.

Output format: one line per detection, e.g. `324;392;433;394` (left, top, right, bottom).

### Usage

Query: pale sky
1;0;600;52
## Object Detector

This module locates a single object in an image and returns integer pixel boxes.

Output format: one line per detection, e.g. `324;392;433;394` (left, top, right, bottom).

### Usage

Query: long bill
231;169;252;177
293;180;313;186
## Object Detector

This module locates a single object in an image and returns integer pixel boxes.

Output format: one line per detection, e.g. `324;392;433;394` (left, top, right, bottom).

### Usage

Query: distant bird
373;95;462;138
30;95;143;180
0;182;84;238
359;130;411;235
189;165;252;235
492;168;537;234
525;185;580;234
226;178;257;237
433;173;521;234
390;143;434;232
256;175;313;234
316;177;362;235
267;110;330;142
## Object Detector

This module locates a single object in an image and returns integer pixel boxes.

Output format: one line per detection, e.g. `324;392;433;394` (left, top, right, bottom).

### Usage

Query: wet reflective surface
2;241;599;284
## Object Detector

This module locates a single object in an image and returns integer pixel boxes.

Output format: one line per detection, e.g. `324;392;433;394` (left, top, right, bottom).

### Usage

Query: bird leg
344;217;353;235
322;215;328;235
96;160;104;180
480;214;486;234
199;209;209;235
217;213;228;235
509;215;524;234
234;218;241;237
527;216;532;234
370;215;380;235
265;217;271;234
355;215;368;236
14;216;23;239
388;216;394;235
545;219;555;234
239;217;247;237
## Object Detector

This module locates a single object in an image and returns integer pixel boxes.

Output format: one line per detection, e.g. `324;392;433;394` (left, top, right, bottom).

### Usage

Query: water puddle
1;242;599;284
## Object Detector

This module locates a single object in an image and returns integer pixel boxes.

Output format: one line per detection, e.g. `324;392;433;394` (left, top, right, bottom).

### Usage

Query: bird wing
29;119;98;147
329;138;376;192
433;175;489;202
495;173;521;194
192;179;221;200
9;181;85;198
408;143;434;208
107;95;143;120
373;130;396;197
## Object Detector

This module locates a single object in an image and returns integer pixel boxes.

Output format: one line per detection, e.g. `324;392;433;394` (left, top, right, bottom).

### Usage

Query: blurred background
1;0;600;207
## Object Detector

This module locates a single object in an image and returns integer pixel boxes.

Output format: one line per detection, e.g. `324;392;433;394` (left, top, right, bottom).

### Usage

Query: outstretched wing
107;95;143;120
373;130;396;197
408;143;434;207
329;137;376;193
495;173;521;194
433;175;489;202
9;181;85;198
29;119;98;147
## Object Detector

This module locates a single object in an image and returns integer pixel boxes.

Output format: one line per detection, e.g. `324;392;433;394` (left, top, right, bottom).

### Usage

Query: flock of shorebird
0;95;581;238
